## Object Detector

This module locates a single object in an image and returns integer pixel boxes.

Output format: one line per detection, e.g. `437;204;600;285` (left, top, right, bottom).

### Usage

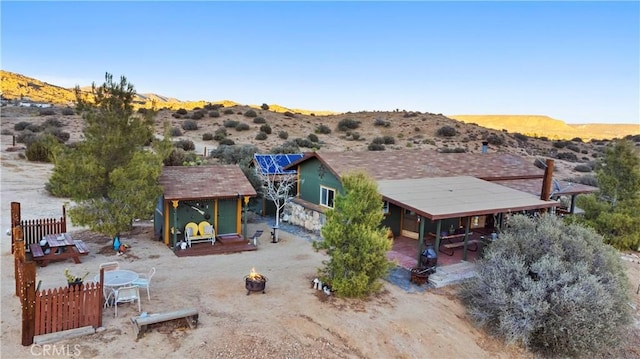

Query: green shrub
43;118;64;128
308;133;319;143
208;144;258;164
27;124;42;132
436;125;456;137
223;119;239;128
61;108;75;116
571;137;583;142
294;138;315;148
284;111;295;117
372;137;385;145
553;140;568;149
191;110;205;120
382;136;395;144
460;215;631;358
440;147;466;153
557;152;578;161
253;116;266;124
209;110;220;118
38;108;56;116
46;128;70;143
255;132;268;140
182;120;198;131
374;118;390;127
14;121;32;131
278;131;289;140
174;139;195;151
351;132;361;141
486;134;504;146
16;132;37;145
170;127;182;137
202;133;214;141
271;141;300;154
567;175;598;187
573;164;592;172
261;103;269;110
316;124;332;134
367;143;385;151
513;133;528;142
223;109;234;115
176;108;188;115
219;138;235;146
235;122;250;131
244;109;258;118
566;144;581;152
337;118;360;131
260;123;272;134
164;148;187;166
25;134;58;162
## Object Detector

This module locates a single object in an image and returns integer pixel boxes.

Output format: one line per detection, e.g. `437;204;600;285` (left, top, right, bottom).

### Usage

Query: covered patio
379;176;559;269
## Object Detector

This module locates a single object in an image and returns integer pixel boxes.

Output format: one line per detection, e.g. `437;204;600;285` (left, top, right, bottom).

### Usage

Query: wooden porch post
416;216;425;266
434;220;442;264
462;216;471;261
171;200;179;250
570;194;577;214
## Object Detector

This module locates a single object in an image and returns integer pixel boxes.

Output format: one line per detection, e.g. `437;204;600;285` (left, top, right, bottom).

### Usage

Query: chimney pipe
481;141;488;153
540;159;554;201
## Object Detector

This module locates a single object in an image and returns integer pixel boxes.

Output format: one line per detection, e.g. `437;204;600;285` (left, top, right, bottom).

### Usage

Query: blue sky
2;1;638;124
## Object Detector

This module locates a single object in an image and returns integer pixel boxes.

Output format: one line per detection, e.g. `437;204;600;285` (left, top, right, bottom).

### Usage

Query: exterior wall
381;202;402;236
283;202;325;234
298;159;343;204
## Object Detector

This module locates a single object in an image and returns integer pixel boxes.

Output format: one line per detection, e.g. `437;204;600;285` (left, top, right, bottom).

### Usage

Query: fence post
11;202;21;254
22;261;36;346
98;268;104;328
14;229;24;297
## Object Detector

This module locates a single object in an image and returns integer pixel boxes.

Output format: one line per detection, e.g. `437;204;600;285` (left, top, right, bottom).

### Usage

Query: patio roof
159;165;257;201
493;178;598;197
377;176;559;221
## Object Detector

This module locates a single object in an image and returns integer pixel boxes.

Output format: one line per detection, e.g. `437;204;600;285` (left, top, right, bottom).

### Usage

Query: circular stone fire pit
244;269;268;295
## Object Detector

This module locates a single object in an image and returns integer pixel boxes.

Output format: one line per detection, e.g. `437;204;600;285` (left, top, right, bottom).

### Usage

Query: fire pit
244;268;267;295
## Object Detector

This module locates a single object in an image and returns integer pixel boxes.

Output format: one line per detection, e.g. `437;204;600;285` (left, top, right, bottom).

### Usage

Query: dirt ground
1;108;639;359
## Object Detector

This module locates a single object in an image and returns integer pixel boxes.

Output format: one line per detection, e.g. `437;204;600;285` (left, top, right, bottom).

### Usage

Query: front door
217;199;238;235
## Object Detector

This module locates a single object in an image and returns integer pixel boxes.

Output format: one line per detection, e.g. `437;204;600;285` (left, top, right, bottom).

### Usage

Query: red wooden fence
34;282;103;336
11;202;67;253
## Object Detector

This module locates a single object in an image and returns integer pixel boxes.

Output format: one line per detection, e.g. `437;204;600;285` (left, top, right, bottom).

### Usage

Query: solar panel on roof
254;154;303;175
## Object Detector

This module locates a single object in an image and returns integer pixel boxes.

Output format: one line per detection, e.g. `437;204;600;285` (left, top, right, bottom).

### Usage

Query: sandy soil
1;108;638;359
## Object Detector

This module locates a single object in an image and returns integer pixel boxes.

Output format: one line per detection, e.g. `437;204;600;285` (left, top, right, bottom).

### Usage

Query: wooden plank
74;240;90;254
442;239;479;249
29;243;44;258
131;308;199;339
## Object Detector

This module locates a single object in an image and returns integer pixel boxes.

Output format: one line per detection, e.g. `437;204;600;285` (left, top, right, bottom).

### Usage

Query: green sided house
283;149;597;266
155;165;257;249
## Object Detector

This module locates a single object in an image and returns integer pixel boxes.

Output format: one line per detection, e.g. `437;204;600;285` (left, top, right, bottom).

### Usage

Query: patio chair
114;286;141;317
132;267;156;301
99;261;120;272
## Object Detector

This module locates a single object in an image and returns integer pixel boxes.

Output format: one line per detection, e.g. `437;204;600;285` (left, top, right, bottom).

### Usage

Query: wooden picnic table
428;232;479;256
29;233;90;267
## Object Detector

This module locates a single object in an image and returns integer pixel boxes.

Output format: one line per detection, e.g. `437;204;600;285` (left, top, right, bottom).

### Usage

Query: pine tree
47;73;172;238
313;171;393;298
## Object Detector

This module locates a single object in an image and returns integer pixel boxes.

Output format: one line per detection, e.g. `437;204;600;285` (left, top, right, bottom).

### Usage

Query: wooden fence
11;202;67;253
35;282;103;336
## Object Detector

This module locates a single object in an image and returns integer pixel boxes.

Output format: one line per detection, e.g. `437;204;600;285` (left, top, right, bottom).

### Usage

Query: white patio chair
114;286;141;317
132;267;156;301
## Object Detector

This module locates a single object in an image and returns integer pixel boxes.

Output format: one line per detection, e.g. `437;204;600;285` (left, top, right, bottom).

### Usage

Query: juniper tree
313;171;393;298
47;73;172;238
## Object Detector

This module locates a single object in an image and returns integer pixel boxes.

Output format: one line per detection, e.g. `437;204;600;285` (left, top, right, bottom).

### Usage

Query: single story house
155;165;257;248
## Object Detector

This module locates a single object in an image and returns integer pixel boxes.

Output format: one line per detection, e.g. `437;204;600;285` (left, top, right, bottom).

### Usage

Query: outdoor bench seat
29;243;45;258
131;308;199;340
74;239;90;254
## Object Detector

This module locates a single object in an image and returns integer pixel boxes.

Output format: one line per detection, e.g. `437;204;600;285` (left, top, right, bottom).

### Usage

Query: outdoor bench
130;308;199;340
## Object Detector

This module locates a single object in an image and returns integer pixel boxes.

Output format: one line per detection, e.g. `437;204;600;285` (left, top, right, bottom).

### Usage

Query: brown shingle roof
159;165;257;200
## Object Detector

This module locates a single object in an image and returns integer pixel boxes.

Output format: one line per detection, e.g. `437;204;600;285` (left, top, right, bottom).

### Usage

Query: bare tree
255;155;299;243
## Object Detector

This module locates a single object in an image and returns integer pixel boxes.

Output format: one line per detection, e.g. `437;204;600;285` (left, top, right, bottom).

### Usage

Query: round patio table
95;270;139;307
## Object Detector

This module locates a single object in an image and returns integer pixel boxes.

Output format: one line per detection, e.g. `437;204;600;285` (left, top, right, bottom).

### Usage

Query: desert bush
176;108;188;115
61;108;75;116
566;144;581;153
259;124;272;134
374;118;391;127
27;124;43;132
255;132;268;141
202;133;214;141
209;144;258;165
351;132;361;141
556;152;578;161
174;139;195;151
316;124;332;134
307;133;319;143
223;119;239;128
459;215;631;358
38;108;56;116
170;127;182;137
16;132;38;146
244;109;258;118
382;136;395;144
261;103;269;110
171;113;182;119
223;109;234;115
14;121;32;131
43;118;64;128
372;137;385;145
337;118;361;131
513;133;528;142
235;122;250;131
219;138;235;146
25;134;59;162
567;175;598;187
1;129;12;135
278;131;289;140
439;147;466;153
182;120;198;131
294;138;315;148
164;148;188;166
553;140;568;149
283;111;295;117
571;137;583;142
209;110;220;118
485;134;504;146
253;116;266;124
367;143;385;151
436;125;457;137
573;164;592;172
191;110;205;120
46;128;70;143
271;141;300;154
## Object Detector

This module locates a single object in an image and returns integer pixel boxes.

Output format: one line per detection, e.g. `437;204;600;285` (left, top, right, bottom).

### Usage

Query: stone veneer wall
282;202;325;235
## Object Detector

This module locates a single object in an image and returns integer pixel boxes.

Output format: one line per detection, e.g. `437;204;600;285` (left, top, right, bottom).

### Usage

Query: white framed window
320;186;335;208
382;201;390;214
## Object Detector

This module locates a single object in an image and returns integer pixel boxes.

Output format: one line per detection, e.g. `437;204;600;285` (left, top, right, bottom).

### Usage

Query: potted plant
64;268;89;288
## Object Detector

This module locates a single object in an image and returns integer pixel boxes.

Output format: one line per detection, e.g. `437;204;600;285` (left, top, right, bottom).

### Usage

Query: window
382;201;389;214
320;186;335;208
